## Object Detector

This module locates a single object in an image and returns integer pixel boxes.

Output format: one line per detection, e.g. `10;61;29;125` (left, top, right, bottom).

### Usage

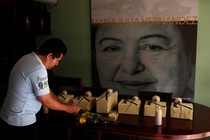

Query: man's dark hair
37;38;67;58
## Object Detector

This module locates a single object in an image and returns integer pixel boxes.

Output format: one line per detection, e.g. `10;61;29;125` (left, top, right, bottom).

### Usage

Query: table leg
98;131;102;140
67;127;72;140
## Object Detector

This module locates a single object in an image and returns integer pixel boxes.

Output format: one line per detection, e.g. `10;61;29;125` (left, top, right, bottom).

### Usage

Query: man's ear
47;53;54;60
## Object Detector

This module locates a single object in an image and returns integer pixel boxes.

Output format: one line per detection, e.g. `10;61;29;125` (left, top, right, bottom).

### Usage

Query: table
39;102;210;140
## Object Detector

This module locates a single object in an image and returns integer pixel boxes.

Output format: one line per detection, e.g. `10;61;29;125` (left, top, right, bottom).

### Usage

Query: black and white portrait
91;0;198;101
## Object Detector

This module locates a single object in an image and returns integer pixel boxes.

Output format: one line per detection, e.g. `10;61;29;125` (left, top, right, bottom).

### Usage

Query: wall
37;0;210;107
194;0;210;107
37;0;92;87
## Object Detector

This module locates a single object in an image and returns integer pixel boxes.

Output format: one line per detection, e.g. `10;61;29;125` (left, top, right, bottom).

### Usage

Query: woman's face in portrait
95;23;193;98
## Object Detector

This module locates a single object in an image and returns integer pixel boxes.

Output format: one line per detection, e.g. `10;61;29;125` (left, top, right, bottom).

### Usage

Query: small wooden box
57;94;74;103
96;91;118;113
72;96;96;111
144;101;167;117
118;99;141;115
170;102;193;120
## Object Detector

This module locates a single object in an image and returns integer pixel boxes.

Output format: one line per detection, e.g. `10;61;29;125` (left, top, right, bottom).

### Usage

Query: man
0;38;80;140
93;23;196;101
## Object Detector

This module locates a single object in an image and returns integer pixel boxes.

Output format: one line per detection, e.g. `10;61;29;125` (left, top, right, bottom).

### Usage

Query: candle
43;106;49;114
155;105;162;126
108;110;119;120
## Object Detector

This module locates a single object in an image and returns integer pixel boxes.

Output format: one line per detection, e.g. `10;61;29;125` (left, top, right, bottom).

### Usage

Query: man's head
37;38;67;69
37;38;67;58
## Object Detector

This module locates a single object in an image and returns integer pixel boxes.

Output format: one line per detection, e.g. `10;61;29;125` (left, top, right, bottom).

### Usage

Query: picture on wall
90;0;198;101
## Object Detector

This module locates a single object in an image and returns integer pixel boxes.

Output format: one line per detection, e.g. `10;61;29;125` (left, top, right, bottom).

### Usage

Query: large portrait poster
91;0;198;101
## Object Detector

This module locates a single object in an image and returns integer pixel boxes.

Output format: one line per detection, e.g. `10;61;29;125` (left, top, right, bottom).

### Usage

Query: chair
81;87;107;97
56;76;83;94
47;69;83;95
138;91;173;102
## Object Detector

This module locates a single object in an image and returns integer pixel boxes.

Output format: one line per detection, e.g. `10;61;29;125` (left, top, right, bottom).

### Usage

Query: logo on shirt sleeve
44;81;49;88
38;81;49;90
37;76;49;90
38;82;44;90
